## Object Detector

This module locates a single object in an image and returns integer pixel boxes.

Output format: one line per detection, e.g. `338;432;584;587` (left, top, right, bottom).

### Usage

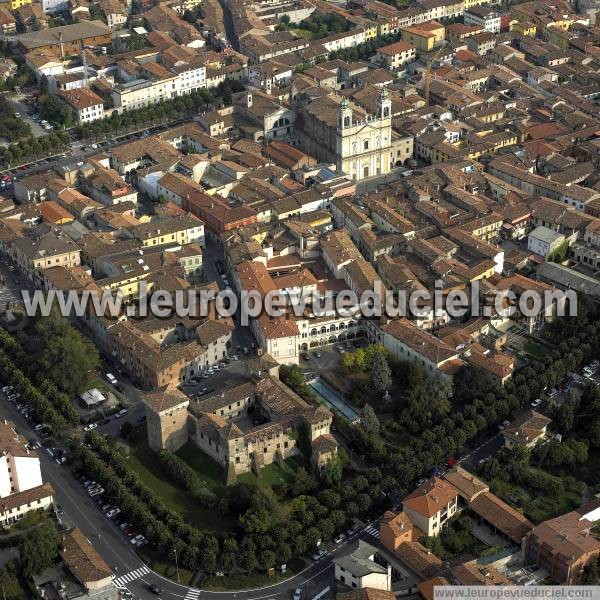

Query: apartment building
524;512;600;584
403;477;459;537
371;40;416;71
0;420;54;526
464;5;501;33
11;227;81;281
58;88;104;123
334;541;392;591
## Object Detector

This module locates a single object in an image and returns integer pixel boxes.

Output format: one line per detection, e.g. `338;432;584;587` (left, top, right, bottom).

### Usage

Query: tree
370;352;392;394
38;94;74;129
0;561;27;600
32;307;99;396
20;520;60;578
362;404;380;434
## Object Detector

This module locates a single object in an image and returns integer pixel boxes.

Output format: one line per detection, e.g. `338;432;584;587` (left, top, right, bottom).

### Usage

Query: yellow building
464;0;492;9
401;20;445;52
363;22;378;40
8;0;31;10
511;21;537;36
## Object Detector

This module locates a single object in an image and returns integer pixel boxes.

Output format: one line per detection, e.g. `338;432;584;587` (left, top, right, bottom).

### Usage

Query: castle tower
144;384;190;452
337;97;352;131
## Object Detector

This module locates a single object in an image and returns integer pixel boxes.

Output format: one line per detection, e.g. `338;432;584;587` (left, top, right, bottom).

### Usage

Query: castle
143;355;338;480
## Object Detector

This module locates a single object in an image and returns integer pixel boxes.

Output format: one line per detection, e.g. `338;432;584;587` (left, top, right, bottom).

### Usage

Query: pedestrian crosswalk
185;588;201;600
364;524;380;539
112;566;150;587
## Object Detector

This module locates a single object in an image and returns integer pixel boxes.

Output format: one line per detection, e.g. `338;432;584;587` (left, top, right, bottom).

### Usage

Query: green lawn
202;558;306;591
138;548;195;586
491;471;581;524
127;438;232;532
176;442;227;493
522;337;552;359
237;456;303;489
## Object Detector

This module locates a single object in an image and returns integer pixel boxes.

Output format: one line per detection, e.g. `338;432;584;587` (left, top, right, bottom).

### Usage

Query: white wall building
334;541;392;591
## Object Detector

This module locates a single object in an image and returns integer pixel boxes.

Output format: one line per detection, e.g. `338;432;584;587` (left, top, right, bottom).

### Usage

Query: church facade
296;89;394;181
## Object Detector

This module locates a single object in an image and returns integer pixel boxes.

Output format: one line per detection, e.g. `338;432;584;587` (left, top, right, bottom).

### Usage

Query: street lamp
174;547;180;583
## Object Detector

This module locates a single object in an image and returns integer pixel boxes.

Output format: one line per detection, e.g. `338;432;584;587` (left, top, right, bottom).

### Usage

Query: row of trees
0;97;32;142
76;86;220;140
81;427;390;576
329;32;403;62
78;433;219;572
0;331;79;432
0;131;70;168
157;451;217;507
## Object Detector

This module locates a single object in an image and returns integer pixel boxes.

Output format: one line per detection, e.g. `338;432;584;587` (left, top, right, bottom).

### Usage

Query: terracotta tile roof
450;560;511;586
381;510;413;537
417;576;450;600
469;491;533;543
395;541;443;579
61;528;113;585
337;589;395;600
404;476;459;518
144;383;189;414
443;466;488;502
527;512;600;563
0;482;54;513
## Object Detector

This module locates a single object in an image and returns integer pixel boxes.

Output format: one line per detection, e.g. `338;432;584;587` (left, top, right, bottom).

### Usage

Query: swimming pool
309;378;361;423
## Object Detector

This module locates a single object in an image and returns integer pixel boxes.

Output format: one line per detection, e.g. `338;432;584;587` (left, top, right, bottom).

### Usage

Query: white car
293;589;302;600
84;423;98;432
531;398;542;408
333;534;345;544
106;508;121;518
106;373;118;385
89;487;104;497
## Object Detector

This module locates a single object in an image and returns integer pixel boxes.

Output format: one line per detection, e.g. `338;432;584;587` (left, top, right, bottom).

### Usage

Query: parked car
531;398;542;408
83;423;98;432
106;373;118;385
114;409;128;419
106;508;121;518
312;549;327;561
333;534;345;544
293;589;302;600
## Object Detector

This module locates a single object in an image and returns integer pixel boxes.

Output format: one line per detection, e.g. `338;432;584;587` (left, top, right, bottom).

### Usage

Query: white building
464;6;501;33
58;88;105;123
527;226;565;258
334;541;392;591
0;420;54;526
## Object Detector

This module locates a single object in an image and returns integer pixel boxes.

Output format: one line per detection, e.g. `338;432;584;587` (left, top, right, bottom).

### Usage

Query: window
363;140;369;150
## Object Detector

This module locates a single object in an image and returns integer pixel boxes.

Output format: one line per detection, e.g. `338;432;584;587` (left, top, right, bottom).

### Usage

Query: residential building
402;477;459;537
524;512;600;584
502;410;552;449
0;420;54;526
464;5;500;33
527;226;566;258
334;541;392;591
58;88;105;123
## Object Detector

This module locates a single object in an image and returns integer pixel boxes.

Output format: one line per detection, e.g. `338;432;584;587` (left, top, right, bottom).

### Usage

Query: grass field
202;558;306;591
127;437;233;532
